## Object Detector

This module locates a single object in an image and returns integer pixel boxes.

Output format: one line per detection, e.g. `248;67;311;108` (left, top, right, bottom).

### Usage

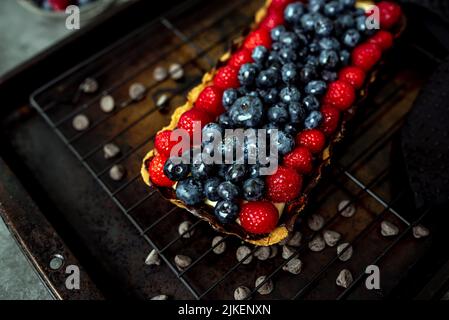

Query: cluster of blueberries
164;0;372;225
33;0;95;11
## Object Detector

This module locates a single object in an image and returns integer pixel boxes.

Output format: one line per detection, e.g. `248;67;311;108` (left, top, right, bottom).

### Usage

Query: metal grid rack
30;0;434;300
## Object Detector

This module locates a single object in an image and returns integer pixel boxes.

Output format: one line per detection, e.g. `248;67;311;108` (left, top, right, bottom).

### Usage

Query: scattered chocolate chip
282;258;302;275
72;114;90;131
151;294;168;300
255;276;274;295
308;214;324;231
337;243;353;261
129;83;147;101
336;269;353;289
174;254;192;270
156;94;169;109
169;63;184;81
338;200;356;218
212;236;226;254
269;245;278;259
278;236;289;246
323;230;341;247
80;78;98;93
178;221;194;238
254;246;271;261
236;246;253;264
282;245;295;259
381;221;399;237
308;235;326;252
109;164;126;181
413;225;430;239
234;286;251;300
103;143;121;160
287;231;302;247
100;95;115;113
153;66;168;82
145;249;160;266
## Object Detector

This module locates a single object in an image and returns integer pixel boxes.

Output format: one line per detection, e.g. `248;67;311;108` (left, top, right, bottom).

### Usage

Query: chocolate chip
282;245;295;259
151;295;168;300
254;246;271;261
338;200;356;218
109;164;126;181
337;243;353;261
268;245;278;259
100;95;115;113
103;143;121;159
255;276;274;295
413;225;430;239
236;246;253;264
287;231;302;247
80;78;98;93
336;269;353;289
153;66;168;82
212;236;226;254
72;114;90;131
169;63;184;81
381;221;399;237
129;83;147;101
323;230;341;247
145;249;160;266
174;254;192;270
308;214;324;231
234;286;251;300
178;221;194;238
156;94;169;109
282;258;302;275
308;235;326;252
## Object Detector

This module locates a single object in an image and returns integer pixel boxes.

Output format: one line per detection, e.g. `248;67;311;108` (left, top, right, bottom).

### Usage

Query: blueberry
340;0;355;8
308;40;321;54
256;68;280;88
225;164;247;184
260;87;279;104
217;164;228;179
202;123;224;144
342;29;361;47
304;111;323;129
281;63;297;84
289;102;307;123
164;158;190;181
280;86;301;104
218;113;233;128
305;80;327;96
339;50;351;66
314;16;334;37
238;63;258;87
229;96;264;128
271;25;286;41
217;181;240;201
319;50;339;69
300;65;317;83
336;14;355;29
284;2;305;25
292;29;309;46
268;104;289;125
284;123;299;136
321;70;338;82
214;200;239;224
247;91;260;98
319;37;341;51
302;95;320;111
280;32;299;49
252;46;268;65
276;131;295;156
248;164;261;178
264;122;280;135
355;15;367;33
242;178;265;201
222;89;238;110
301;13;318;32
324;1;343;17
204;177;222;202
267;51;281;66
191;154;214;179
308;0;325;13
176;177;204;206
279;47;298;64
305;55;319;67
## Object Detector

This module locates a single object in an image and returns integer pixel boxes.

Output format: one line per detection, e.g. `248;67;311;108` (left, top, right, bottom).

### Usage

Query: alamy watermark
65;5;80;30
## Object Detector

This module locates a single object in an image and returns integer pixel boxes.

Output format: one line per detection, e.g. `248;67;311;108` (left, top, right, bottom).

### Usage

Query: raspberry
195;86;225;117
338;66;366;89
177;108;213;138
269;0;293;12
154;130;181;157
284;146;313;174
266;165;303;203
148;154;174;187
214;66;240;89
320;105;341;136
243;28;272;51
240;201;280;235
368;30;394;51
260;9;285;30
378;1;402;30
228;49;253;69
297;129;326;154
323;80;356;110
352;43;382;71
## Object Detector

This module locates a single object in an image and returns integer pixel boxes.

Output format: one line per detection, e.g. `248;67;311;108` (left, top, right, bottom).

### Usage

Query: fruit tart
141;0;405;246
